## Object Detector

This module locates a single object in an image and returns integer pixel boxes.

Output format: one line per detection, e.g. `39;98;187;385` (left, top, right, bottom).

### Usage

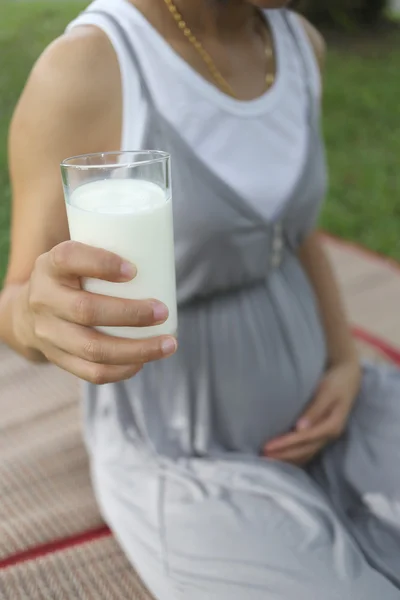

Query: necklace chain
163;0;275;99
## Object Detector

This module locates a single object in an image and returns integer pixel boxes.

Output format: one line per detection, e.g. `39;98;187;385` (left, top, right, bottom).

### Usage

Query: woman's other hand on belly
263;359;361;466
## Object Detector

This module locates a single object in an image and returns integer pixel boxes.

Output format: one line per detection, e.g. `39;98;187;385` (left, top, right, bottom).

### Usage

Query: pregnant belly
127;257;327;458
196;262;326;453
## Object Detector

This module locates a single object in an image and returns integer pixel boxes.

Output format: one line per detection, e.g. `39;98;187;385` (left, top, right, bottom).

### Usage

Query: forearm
0;283;46;362
299;232;358;366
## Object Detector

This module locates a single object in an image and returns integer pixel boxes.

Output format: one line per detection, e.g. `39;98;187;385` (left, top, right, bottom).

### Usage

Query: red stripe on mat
321;233;400;364
353;327;400;365
0;526;111;570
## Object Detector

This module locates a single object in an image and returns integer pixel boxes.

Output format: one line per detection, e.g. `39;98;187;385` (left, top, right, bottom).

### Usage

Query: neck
170;0;258;38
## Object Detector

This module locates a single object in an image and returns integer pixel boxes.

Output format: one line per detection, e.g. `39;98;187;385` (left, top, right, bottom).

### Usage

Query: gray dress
82;9;400;599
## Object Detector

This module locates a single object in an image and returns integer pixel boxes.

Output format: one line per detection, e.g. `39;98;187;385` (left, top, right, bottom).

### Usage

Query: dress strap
281;10;316;122
86;9;155;107
283;11;322;116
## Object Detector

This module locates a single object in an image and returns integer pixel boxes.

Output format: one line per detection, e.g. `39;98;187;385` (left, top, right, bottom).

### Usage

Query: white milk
66;178;177;339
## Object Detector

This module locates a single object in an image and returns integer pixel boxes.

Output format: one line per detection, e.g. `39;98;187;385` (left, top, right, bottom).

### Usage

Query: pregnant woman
1;0;400;597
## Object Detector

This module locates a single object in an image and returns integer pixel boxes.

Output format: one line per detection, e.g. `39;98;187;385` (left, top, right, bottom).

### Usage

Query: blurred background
0;0;399;282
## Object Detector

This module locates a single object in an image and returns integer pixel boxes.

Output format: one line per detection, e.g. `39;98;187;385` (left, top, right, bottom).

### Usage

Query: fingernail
297;418;310;431
161;337;177;356
152;303;169;323
120;261;136;280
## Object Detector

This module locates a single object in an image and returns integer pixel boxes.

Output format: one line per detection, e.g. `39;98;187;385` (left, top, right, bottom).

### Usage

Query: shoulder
12;25;122;139
10;25;122;158
25;26;121;115
7;26;124;282
294;13;326;73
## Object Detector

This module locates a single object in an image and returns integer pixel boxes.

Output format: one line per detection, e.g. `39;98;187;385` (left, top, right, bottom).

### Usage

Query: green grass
0;1;86;280
322;35;400;258
0;2;399;282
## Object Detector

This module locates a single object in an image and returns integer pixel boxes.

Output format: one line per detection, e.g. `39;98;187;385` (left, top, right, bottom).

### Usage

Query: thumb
296;380;336;431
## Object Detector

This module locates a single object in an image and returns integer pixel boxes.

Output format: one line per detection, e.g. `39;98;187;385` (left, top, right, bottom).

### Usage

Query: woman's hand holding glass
21;240;177;384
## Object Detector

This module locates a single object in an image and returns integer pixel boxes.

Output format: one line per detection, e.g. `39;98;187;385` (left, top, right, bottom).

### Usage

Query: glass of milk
61;151;177;340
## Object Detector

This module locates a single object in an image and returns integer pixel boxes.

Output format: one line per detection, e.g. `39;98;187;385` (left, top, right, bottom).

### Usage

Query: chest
142;107;327;304
121;10;313;220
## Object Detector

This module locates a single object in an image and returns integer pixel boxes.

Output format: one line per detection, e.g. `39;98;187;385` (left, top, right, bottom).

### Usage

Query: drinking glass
61;151;177;340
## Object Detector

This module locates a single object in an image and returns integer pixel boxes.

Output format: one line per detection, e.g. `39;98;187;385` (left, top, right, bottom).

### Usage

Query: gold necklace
163;0;275;99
